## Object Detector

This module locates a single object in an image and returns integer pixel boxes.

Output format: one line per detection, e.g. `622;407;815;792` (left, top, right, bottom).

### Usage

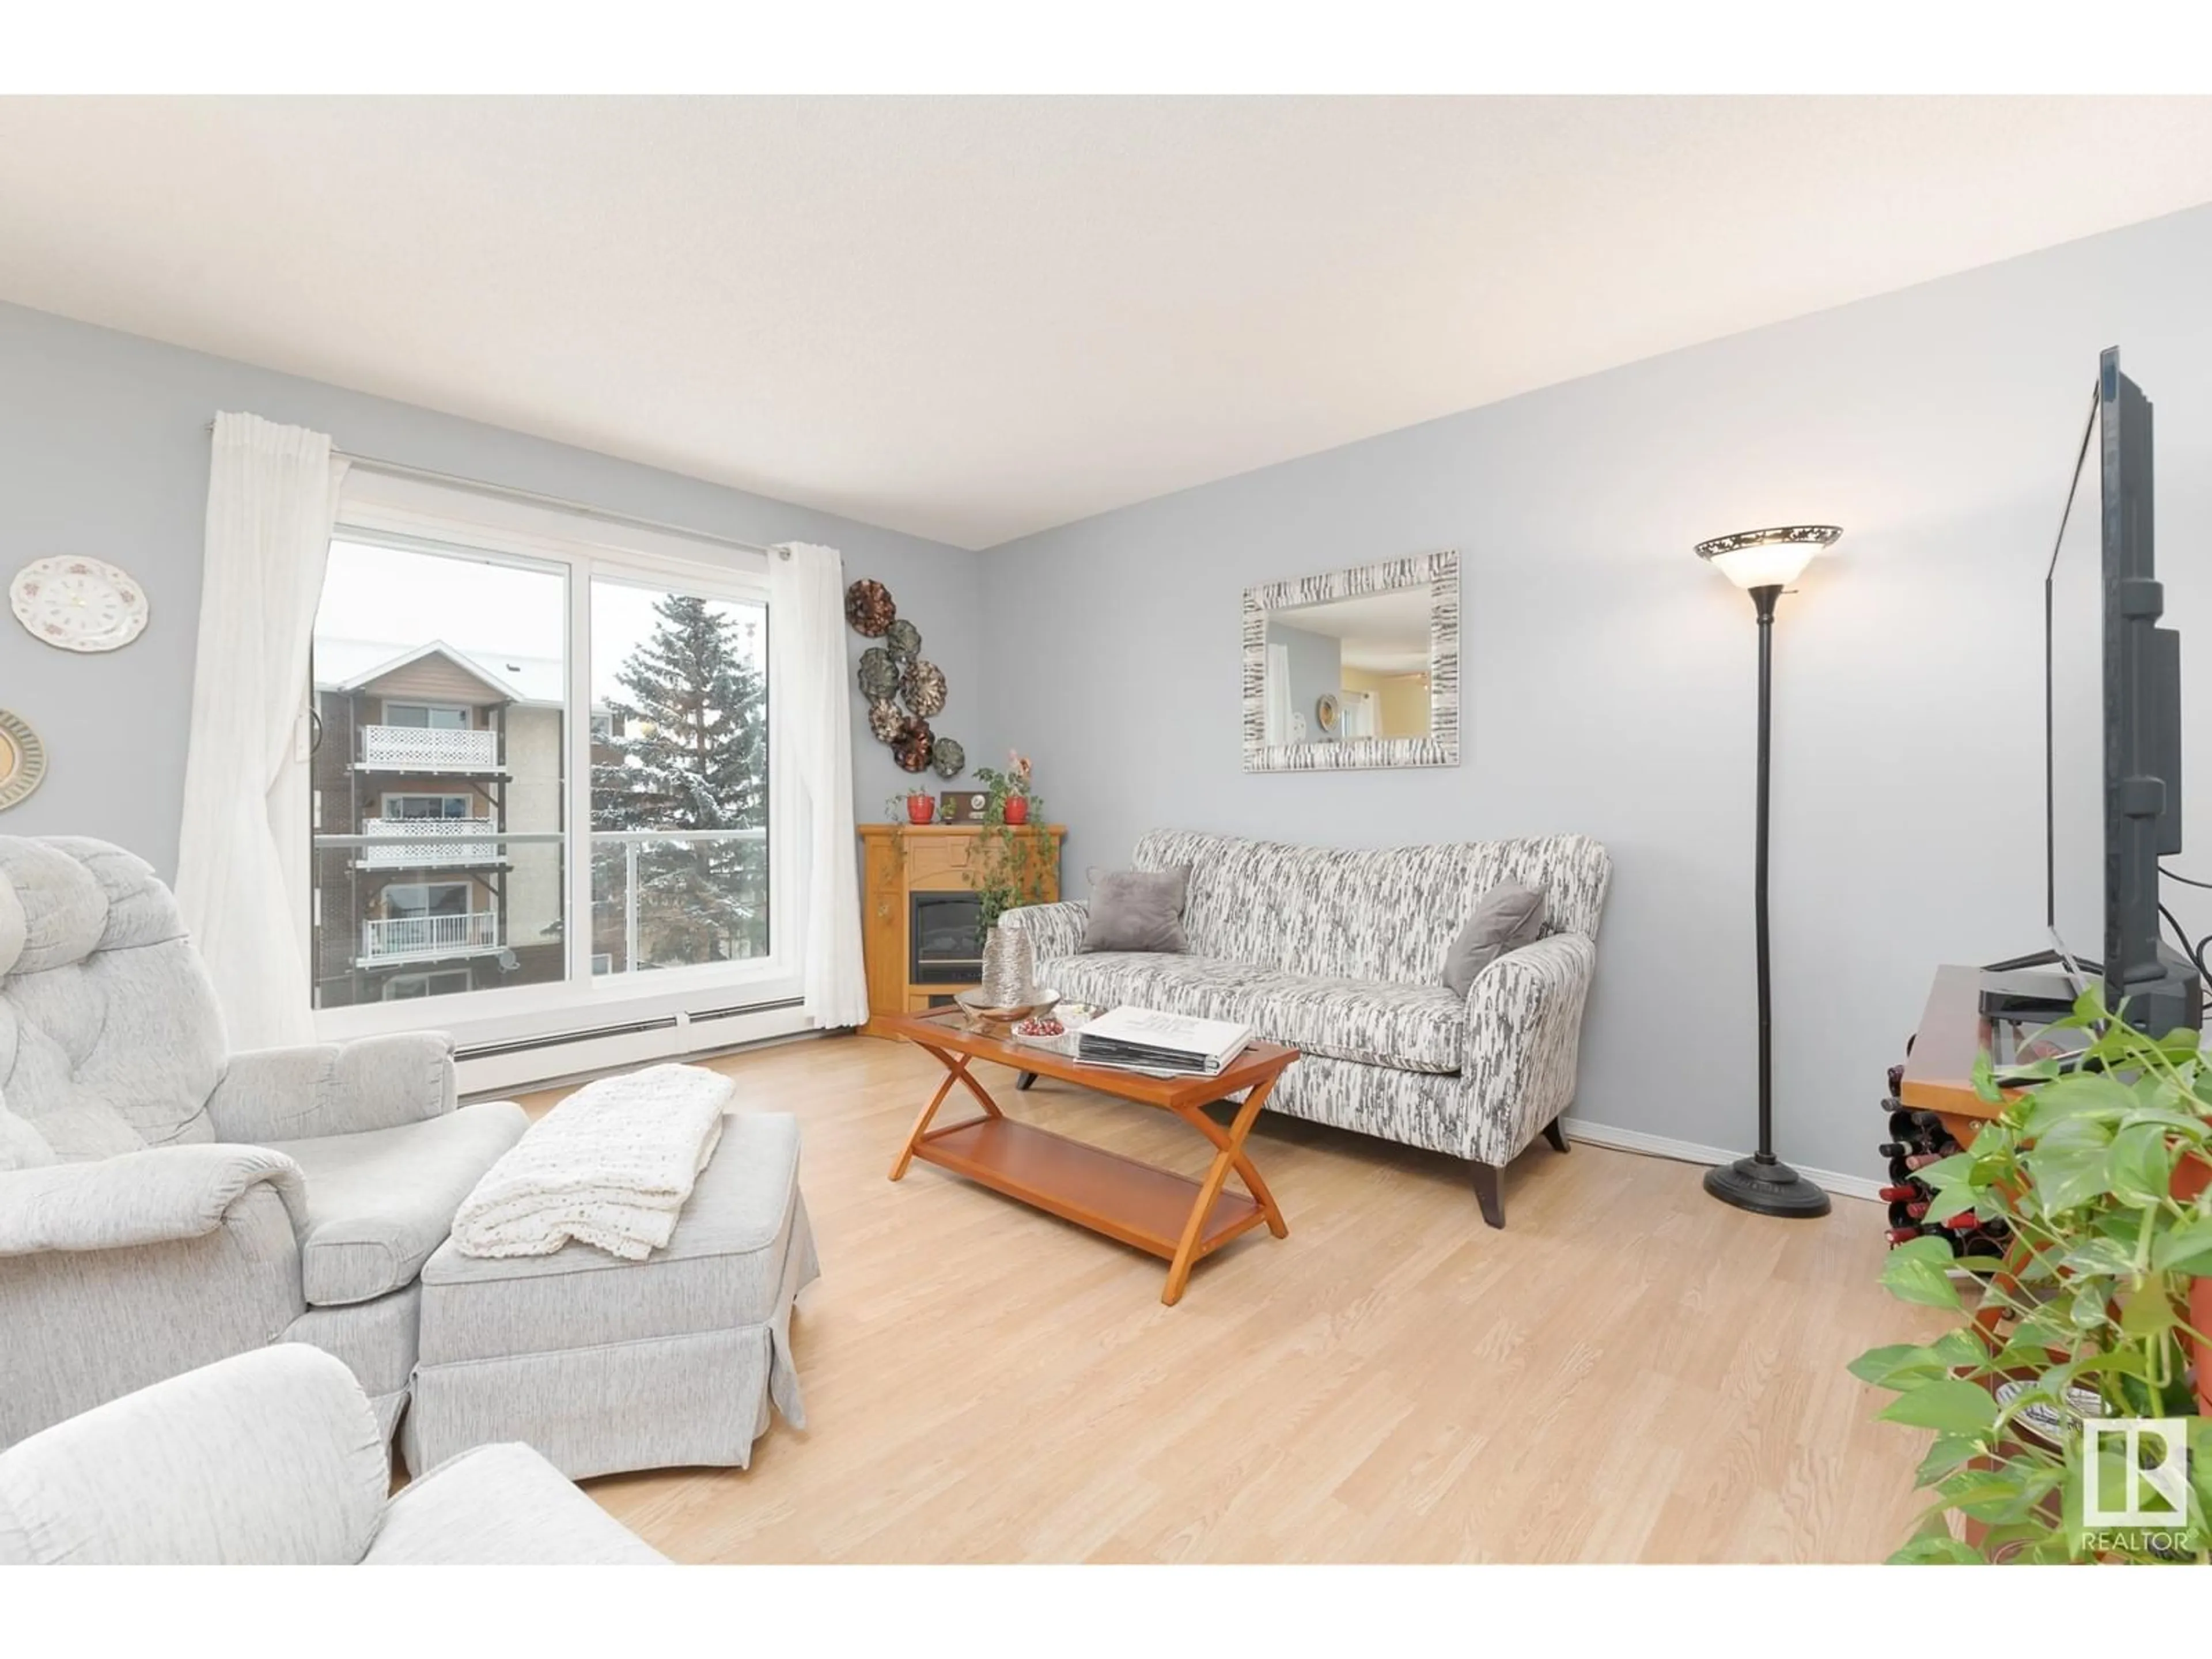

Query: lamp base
1702;1154;1832;1219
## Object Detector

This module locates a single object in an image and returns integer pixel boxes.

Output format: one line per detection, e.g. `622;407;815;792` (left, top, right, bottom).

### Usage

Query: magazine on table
1075;1006;1252;1077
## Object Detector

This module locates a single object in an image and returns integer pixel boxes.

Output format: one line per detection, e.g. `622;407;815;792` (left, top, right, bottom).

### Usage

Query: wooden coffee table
881;1006;1298;1305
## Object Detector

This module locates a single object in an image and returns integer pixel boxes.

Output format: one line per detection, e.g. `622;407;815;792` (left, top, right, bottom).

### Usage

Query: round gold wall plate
0;710;47;810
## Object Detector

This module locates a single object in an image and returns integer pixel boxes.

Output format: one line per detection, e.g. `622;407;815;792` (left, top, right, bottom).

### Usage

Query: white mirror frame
1241;548;1460;773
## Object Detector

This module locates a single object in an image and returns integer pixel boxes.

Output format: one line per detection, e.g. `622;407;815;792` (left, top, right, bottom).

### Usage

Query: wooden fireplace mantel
857;823;1066;1037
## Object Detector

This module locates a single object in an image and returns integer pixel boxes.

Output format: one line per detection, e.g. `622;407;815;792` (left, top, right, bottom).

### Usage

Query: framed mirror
1241;550;1459;772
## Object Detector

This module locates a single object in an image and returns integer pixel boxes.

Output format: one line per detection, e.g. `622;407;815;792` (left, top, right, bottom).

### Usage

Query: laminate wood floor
510;1033;1941;1563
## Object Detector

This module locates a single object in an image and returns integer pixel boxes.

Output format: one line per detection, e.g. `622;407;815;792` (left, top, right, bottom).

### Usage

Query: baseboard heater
454;997;802;1062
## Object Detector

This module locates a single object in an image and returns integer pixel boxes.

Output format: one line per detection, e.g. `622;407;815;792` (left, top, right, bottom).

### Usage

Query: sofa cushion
1047;953;1466;1074
1080;866;1190;953
268;1103;528;1306
1441;881;1546;997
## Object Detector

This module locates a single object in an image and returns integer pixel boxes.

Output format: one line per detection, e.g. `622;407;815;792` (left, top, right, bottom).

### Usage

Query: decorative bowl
955;986;1060;1026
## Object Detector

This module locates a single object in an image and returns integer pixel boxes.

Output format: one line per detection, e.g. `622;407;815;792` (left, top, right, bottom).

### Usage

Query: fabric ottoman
400;1110;818;1480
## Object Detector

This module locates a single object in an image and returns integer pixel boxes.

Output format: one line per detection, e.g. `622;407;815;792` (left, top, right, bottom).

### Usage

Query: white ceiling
4;96;2212;550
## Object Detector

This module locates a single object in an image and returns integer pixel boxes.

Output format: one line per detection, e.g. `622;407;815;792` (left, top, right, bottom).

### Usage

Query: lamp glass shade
1695;525;1840;590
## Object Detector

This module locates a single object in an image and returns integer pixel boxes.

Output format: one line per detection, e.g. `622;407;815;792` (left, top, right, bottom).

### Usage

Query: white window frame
313;472;806;1062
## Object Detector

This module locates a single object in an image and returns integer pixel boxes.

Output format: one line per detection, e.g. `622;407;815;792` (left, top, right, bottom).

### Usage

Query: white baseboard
1559;1116;1882;1205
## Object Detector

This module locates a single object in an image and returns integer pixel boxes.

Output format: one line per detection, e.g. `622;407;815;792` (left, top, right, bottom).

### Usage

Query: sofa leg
1472;1162;1505;1229
1543;1119;1569;1154
1016;1071;1039;1092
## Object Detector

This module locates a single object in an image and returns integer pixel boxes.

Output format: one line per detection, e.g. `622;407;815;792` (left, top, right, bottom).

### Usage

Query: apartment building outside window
306;477;786;1044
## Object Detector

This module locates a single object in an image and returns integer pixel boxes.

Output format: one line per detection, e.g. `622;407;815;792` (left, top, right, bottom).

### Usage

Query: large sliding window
308;478;785;1043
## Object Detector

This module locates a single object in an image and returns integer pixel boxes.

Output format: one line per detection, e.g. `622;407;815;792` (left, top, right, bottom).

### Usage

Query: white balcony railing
358;911;501;964
356;818;503;869
358;725;501;773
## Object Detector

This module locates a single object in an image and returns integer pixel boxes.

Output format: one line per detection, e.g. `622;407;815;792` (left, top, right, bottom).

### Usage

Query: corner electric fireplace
910;891;984;984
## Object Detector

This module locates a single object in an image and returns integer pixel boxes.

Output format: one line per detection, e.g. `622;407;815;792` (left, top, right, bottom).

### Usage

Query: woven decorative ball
857;646;900;700
885;618;922;660
930;736;966;778
900;657;948;718
845;579;895;637
892;717;934;773
866;698;904;744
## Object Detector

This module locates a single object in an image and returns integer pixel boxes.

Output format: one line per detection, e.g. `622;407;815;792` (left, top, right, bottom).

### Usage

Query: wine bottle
1885;1108;1945;1143
1877;1183;1927;1203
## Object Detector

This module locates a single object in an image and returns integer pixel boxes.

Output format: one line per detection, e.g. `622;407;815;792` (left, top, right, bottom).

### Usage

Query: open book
1075;1006;1253;1077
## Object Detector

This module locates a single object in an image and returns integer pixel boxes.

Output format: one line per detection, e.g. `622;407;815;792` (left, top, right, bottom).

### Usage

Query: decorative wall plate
866;698;904;743
858;646;900;700
931;737;966;778
0;710;47;810
892;717;934;773
901;658;947;717
885;618;922;661
1315;692;1341;735
844;579;895;637
11;557;149;653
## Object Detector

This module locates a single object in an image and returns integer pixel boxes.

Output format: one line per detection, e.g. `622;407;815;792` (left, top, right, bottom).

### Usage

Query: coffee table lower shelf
911;1116;1267;1264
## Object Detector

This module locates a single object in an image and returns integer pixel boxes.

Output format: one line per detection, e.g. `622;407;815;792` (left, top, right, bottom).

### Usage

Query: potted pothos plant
969;752;1050;938
1853;987;2212;1563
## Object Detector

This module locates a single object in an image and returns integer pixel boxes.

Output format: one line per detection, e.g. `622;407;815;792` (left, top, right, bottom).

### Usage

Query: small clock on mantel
10;557;150;653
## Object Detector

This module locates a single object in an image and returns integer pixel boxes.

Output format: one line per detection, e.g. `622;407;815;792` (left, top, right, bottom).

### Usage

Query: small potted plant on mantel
974;752;1035;827
1851;987;2212;1564
885;789;935;826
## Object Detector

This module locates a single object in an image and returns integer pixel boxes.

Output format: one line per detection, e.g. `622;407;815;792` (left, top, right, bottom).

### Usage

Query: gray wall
980;203;2212;1182
0;302;990;873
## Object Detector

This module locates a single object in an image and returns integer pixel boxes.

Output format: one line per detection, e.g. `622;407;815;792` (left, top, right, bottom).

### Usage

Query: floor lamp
1695;524;1840;1219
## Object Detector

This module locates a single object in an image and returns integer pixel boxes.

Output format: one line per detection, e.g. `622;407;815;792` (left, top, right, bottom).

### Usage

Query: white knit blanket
450;1064;732;1261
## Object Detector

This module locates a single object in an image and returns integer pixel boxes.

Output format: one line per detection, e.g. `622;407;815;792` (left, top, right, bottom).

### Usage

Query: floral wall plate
11;557;149;653
0;710;47;810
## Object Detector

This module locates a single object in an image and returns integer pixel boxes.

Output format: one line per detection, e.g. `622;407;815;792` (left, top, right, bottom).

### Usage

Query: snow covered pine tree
590;593;769;968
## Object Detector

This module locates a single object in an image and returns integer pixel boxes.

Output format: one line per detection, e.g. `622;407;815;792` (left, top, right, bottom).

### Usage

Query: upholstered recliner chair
0;1345;664;1564
0;836;527;1449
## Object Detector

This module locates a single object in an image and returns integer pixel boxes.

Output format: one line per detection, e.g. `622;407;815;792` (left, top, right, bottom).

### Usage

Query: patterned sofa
1005;829;1610;1226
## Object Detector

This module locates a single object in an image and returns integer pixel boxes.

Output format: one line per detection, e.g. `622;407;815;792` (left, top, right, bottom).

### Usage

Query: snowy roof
313;638;565;706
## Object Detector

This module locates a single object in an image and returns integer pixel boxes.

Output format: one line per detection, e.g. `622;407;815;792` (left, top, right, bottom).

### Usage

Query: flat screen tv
2031;347;2198;1034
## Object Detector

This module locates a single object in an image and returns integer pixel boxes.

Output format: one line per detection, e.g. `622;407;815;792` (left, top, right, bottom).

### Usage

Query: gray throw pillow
1081;866;1191;954
1441;881;1546;996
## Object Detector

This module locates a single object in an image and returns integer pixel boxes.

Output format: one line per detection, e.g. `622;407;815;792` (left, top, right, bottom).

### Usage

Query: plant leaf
2119;1271;2180;1339
1880;1237;1963;1309
1848;1343;1945;1391
1889;1531;1982;1565
2031;1142;2115;1215
1914;1433;1979;1489
1879;1377;1997;1436
2106;1122;2175;1209
2154;1214;2212;1275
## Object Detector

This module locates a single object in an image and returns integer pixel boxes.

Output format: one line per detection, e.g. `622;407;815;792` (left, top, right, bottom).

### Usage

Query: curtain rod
200;421;787;558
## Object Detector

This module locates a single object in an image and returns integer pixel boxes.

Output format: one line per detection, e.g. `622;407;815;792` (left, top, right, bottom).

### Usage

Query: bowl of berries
1012;1001;1103;1054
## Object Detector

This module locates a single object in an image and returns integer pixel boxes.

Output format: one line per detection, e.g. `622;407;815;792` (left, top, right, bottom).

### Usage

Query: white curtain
175;413;349;1051
768;541;870;1028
